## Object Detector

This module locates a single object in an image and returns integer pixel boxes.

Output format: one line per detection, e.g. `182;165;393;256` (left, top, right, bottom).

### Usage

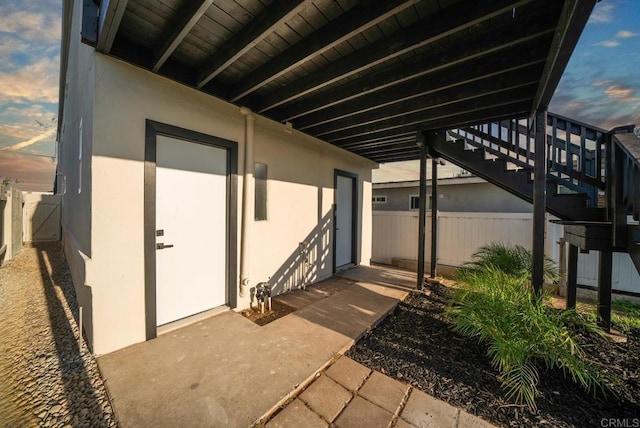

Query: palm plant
448;265;606;411
460;242;559;283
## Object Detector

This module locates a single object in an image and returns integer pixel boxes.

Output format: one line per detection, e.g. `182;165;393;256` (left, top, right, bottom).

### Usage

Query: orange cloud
604;85;637;102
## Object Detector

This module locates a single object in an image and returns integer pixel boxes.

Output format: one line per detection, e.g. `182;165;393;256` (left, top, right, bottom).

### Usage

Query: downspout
239;107;255;297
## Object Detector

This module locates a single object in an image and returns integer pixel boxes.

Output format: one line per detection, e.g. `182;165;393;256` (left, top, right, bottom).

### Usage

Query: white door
335;174;355;269
155;135;228;326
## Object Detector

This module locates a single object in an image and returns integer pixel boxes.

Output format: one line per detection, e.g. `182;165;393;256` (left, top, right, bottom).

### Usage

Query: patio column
430;156;438;278
416;135;427;290
598;248;613;331
532;108;548;297
566;244;578;309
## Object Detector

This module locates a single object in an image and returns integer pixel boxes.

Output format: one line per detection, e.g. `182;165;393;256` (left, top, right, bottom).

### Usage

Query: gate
22;193;61;242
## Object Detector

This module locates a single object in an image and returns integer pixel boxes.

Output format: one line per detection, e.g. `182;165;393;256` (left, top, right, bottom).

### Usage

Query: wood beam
431;151;439;278
271;25;555;122
96;0;129;53
370;152;422;163
251;0;535;111
332;102;531;148
296;50;548;131
323;85;536;143
566;244;578;309
339;133;417;150
417;138;427;290
598;249;613;331
226;0;419;100
307;70;542;138
153;0;213;72
531;108;547;297
531;0;596;115
196;0;310;88
351;143;420;157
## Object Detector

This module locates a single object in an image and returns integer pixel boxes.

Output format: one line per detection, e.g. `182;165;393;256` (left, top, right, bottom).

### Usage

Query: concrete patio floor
98;265;412;427
98;265;496;427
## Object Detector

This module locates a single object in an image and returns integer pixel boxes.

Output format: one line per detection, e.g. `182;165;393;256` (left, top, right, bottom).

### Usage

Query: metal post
532;108;548;297
598;249;613;331
566;244;578;309
416;136;427;290
430;156;438;278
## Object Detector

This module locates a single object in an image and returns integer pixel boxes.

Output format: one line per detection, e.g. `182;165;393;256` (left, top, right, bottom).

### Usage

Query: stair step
430;138;603;221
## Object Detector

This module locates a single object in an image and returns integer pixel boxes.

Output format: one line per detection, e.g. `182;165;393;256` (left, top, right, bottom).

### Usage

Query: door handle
156;243;174;250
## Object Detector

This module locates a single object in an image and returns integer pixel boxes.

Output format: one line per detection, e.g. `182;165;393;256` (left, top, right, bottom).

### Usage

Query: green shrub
447;267;606;411
459;242;559;283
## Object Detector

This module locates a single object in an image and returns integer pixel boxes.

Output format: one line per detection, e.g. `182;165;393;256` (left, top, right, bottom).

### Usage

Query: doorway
334;170;357;272
144;121;237;339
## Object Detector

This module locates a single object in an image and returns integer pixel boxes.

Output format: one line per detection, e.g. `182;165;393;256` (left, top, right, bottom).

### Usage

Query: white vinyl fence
372;211;640;294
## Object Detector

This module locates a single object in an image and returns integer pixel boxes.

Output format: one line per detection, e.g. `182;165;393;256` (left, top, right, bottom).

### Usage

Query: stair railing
449;112;608;207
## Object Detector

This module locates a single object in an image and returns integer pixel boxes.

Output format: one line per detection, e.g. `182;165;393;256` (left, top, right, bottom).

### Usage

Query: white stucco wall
81;55;373;355
57;0;96;348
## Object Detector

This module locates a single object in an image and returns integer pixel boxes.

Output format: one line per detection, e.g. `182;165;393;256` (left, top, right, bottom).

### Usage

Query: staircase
428;112;640;324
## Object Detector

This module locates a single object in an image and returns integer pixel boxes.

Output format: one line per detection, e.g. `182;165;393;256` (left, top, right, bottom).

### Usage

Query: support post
430;156;438;278
566;244;578;309
532;108;548;297
598;249;613;331
416;137;427;290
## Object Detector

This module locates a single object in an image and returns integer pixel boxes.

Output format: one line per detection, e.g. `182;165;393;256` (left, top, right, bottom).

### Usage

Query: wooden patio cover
85;0;596;163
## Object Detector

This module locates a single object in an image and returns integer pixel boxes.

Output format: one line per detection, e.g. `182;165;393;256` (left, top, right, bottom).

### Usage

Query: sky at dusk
0;1;638;189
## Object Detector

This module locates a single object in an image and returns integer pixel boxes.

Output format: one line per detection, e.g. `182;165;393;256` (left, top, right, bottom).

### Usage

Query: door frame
144;120;238;340
333;169;358;273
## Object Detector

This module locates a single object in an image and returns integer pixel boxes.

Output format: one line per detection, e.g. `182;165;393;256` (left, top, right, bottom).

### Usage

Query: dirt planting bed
346;283;640;427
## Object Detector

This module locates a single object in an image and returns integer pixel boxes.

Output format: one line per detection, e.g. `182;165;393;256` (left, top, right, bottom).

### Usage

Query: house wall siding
84;55;373;355
372;182;533;212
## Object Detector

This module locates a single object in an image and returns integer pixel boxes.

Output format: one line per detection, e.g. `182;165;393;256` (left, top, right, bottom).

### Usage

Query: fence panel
372;211;640;294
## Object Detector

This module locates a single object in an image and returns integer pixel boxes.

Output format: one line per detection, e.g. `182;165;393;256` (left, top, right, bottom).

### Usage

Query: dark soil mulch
346;283;640;427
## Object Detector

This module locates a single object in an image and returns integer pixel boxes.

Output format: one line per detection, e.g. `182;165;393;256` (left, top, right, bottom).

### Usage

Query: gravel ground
0;242;117;427
346;283;640;427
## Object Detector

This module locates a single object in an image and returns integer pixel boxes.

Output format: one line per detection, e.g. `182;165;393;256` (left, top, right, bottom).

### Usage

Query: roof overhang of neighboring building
374;176;486;189
75;0;596;163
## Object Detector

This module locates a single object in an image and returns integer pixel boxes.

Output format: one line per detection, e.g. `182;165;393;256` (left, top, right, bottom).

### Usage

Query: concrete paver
395;417;417;428
358;370;409;414
299;375;352;423
266;399;327;428
325;356;370;391
400;388;458;428
458;411;494;428
333;396;394;428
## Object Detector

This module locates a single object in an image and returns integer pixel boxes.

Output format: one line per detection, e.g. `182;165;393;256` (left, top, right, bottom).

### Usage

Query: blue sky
549;0;640;129
0;0;60;190
0;0;638;189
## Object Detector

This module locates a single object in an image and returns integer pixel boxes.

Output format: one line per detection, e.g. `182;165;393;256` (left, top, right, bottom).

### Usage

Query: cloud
0;127;56;152
595;40;619;48
0;57;59;104
590;3;614;23
616;30;638;38
0;10;61;43
604;85;637;103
